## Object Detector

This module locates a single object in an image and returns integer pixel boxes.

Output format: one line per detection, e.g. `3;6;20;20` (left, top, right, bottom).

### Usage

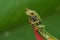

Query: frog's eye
30;12;34;15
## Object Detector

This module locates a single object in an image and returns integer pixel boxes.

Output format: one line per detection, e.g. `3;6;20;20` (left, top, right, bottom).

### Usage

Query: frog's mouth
25;8;31;15
25;8;36;16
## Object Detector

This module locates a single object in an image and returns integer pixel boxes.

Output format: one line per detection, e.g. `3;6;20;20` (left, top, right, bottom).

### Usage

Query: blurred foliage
0;0;60;32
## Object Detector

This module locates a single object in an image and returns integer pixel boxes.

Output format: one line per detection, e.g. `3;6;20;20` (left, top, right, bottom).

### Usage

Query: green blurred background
0;0;60;40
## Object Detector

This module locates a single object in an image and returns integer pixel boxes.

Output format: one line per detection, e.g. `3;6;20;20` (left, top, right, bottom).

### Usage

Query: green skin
25;8;57;40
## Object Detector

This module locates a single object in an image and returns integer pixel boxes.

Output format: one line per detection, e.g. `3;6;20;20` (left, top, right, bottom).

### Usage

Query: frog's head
25;8;36;16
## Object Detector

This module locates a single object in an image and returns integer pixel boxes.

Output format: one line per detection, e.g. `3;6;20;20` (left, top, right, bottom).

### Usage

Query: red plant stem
33;28;44;40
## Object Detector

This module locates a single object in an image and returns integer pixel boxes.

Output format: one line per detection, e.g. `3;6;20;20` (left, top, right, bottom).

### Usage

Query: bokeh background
0;0;60;40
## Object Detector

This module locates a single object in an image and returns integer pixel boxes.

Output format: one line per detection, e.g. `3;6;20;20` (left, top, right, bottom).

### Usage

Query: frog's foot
37;25;45;29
